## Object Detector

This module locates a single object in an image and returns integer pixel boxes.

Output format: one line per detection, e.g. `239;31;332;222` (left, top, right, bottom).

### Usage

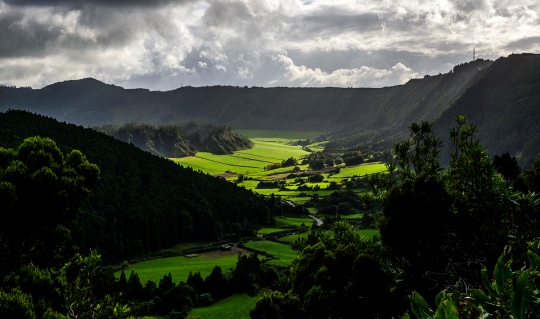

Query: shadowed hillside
0;110;286;259
0;59;492;134
434;54;540;164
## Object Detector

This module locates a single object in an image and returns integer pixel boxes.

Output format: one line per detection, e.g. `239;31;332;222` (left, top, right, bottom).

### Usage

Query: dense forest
0;110;295;259
1;110;540;318
95;121;253;157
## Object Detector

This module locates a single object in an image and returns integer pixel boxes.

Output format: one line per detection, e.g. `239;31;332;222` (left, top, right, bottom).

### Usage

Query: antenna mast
473;47;475;61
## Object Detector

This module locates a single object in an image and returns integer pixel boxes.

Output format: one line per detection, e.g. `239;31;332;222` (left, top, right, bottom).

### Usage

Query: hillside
434;54;540;164
0;59;492;134
0;110;284;259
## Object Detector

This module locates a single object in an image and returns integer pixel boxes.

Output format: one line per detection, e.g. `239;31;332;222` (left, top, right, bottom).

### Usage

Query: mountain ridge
2;54;540;162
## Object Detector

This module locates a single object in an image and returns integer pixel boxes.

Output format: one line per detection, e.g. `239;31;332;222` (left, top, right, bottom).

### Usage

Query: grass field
243;240;298;267
189;293;261;319
274;216;313;227
327;163;388;178
236;130;323;139
170;131;388;203
257;227;286;235
172;140;309;176
119;252;244;284
356;228;380;239
278;231;310;243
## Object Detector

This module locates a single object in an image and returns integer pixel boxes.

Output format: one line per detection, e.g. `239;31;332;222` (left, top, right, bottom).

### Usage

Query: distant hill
0;60;493;133
2;54;540;163
0;110;282;259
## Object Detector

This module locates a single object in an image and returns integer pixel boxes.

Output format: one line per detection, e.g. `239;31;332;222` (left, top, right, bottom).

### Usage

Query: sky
1;0;539;91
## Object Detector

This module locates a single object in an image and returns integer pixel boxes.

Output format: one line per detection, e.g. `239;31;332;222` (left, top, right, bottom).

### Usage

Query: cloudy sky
1;0;539;91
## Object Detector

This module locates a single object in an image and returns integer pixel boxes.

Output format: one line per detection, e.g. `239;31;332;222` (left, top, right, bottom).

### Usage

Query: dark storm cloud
0;8;137;58
504;37;540;51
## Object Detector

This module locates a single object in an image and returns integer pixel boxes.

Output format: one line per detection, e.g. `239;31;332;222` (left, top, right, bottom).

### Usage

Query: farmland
171;130;388;202
189;293;261;319
119;247;250;284
242;240;299;267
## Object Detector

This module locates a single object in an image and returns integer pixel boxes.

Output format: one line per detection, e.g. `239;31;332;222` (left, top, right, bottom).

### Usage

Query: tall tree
0;136;100;273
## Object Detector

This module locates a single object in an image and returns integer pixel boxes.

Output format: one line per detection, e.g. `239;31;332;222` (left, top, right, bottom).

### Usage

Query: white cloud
0;0;539;90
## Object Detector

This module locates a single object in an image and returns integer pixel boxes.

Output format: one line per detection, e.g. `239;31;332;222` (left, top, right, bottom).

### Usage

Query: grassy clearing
257;227;285;235
172;140;309;176
119;253;242;284
189;293;261;319
356;229;380;239
278;231;310;243
327;163;388;179
236;130;323;139
274;216;313;227
243;241;298;266
341;213;364;219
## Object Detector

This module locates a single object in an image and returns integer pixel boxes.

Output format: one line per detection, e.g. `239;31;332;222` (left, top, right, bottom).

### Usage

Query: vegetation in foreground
2;114;540;318
249;117;540;318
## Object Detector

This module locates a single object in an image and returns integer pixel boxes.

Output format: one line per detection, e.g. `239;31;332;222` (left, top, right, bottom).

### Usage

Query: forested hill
0;59;493;133
0;110;283;259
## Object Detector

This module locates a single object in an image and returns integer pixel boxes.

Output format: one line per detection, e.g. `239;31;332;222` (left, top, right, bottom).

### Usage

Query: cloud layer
1;0;539;90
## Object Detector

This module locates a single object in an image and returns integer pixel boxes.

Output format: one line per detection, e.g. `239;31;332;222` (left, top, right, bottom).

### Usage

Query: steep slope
0;110;276;259
434;54;540;164
324;59;493;150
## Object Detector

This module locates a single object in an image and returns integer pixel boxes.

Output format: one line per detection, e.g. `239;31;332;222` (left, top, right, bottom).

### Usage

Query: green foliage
0;136;99;274
374;116;540;299
250;290;304;319
66;250;133;319
252;221;404;318
0;288;37;319
410;240;540;319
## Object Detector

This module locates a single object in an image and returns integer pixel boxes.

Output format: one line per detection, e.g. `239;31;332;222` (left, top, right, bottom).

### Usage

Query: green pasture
172;140;309;176
356;228;380;239
327;163;387;179
278;231;310;243
274;216;312;227
342;213;364;219
119;254;242;284
257;227;285;236
236;129;323;139
243;240;298;266
306;141;328;152
189;293;261;319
